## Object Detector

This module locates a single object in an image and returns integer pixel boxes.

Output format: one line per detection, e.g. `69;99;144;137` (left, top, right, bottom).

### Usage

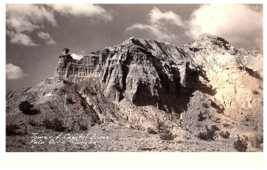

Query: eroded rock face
54;38;211;117
7;34;263;136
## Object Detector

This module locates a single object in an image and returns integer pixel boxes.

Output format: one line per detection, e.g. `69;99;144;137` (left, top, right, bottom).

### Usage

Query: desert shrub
63;80;71;85
19;101;33;113
253;90;259;95
219;131;230;139
250;134;263;148
159;130;175;141
245;115;261;131
198;125;219;141
90;92;97;95
195;123;203;128
234;135;248;152
52;118;67;132
158;122;169;133
6;124;20;136
147;127;158;134
18;101;40;115
43;119;52;128
198;112;207;121
222;123;230;127
157;122;175;140
79;124;88;131
58;89;67;96
133;125;145;131
28;119;38;126
42;118;67;132
198;131;217;141
66;97;74;104
202;103;210;108
253;124;259;131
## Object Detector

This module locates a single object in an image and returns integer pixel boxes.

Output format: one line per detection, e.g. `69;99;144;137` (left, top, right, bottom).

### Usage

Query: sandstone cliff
7;34;263;141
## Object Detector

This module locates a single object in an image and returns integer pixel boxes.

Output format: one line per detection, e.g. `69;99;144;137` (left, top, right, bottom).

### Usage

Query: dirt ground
6;122;262;152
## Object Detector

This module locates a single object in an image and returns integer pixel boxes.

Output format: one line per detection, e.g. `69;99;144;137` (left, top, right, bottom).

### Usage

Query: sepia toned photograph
6;4;263;153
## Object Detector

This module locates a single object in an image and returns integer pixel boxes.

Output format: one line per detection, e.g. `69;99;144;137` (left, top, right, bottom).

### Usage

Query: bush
253;90;259;95
19;101;33;113
202;103;210;108
42;118;67;132
66;97;75;104
18;101;40;115
198;112;207;121
158;122;168;133
6;124;20;136
158;122;175;140
234;135;248;152
222;123;230;127
147;127;158;134
79;124;88;131
219;131;230;139
198;125;219;141
198;131;217;141
52;118;67;132
159;130;175;141
28;119;38;126
250;134;263;148
43;119;52;128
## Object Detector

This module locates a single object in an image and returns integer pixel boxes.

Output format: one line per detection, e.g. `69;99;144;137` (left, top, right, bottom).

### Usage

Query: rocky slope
6;34;263;151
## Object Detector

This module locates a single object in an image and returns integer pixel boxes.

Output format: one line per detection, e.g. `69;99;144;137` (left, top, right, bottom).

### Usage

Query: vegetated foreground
6;34;263;152
6;119;263;152
6;122;262;152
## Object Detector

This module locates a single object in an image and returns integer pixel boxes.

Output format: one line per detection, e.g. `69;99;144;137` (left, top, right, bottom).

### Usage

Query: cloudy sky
6;4;263;90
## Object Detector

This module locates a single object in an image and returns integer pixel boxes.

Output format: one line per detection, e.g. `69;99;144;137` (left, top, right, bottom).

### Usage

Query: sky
6;4;263;90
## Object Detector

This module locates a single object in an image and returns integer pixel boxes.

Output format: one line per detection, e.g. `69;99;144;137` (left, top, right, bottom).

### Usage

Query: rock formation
6;34;263;143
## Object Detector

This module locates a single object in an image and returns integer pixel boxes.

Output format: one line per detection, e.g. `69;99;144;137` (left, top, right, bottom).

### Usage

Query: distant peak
121;37;173;47
197;33;228;43
121;37;137;45
197;33;212;40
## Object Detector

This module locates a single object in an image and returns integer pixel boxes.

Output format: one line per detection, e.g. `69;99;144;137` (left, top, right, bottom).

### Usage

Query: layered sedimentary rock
7;34;263;136
54;37;210;117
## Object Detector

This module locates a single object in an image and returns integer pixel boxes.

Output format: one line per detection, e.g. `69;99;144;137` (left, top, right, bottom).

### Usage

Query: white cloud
71;53;84;60
50;4;113;21
149;7;185;27
126;23;176;41
126;5;262;50
37;32;57;45
47;39;57;45
186;4;263;50
7;31;38;46
6;4;113;46
6;63;28;80
6;4;57;33
37;32;52;39
6;4;57;46
126;7;183;41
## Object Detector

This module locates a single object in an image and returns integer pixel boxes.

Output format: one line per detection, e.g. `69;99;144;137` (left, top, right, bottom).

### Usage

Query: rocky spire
62;48;70;55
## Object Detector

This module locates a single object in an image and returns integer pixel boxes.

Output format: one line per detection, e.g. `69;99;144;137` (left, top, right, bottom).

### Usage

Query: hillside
6;33;263;152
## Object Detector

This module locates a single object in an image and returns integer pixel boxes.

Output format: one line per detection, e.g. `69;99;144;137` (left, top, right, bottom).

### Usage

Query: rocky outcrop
54;37;213;117
7;34;263;138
